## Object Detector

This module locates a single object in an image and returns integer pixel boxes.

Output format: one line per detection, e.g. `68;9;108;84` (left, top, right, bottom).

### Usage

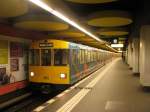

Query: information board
0;40;8;64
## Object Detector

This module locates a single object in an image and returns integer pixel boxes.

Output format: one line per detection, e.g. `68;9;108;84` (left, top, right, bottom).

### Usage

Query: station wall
0;35;30;95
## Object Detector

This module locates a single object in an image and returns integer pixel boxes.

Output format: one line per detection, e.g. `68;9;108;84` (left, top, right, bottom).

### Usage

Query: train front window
41;49;51;66
54;49;68;66
29;49;40;66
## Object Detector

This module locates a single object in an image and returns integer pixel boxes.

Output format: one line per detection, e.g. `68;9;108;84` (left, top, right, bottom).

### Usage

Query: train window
77;50;80;65
29;49;40;66
88;51;91;63
98;53;100;61
97;52;98;61
97;52;99;61
85;50;88;63
72;49;77;64
81;49;85;64
80;50;82;64
54;49;68;66
92;51;94;62
92;52;94;61
95;51;97;61
94;51;96;61
86;50;90;63
41;49;51;66
91;51;93;62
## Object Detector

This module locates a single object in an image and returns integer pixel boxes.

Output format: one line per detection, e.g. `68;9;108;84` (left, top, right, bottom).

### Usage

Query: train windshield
54;49;69;66
29;49;40;66
29;49;69;66
41;49;51;66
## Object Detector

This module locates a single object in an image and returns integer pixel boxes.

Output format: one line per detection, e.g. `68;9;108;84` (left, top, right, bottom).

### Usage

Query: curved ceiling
65;0;117;4
14;15;69;31
0;0;134;52
0;0;28;18
87;10;133;27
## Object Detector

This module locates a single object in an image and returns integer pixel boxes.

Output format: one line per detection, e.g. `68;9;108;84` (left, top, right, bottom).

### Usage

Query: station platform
33;58;150;112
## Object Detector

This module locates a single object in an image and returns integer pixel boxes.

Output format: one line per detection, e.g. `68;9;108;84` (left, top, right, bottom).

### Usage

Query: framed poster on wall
0;67;6;83
0;67;10;85
10;42;23;57
10;59;19;71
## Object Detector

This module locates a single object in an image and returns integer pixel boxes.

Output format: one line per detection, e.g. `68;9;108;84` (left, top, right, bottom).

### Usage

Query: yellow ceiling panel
88;17;132;27
88;10;133;27
97;27;129;36
14;15;69;31
0;0;28;18
15;21;69;31
98;31;129;36
49;30;95;43
74;38;94;41
66;0;117;4
50;31;85;38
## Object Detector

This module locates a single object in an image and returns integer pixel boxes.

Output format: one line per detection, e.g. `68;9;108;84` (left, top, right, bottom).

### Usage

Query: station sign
39;43;53;47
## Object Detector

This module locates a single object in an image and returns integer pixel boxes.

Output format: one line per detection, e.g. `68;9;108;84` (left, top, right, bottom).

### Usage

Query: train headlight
30;72;35;77
60;73;66;79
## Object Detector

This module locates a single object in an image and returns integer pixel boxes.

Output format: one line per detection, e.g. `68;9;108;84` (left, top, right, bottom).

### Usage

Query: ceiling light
118;48;121;51
113;39;117;44
111;44;124;48
118;51;123;53
28;0;102;42
106;44;118;52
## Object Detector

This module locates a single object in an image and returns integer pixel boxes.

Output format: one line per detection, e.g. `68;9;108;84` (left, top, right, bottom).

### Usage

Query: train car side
29;39;116;93
69;43;112;84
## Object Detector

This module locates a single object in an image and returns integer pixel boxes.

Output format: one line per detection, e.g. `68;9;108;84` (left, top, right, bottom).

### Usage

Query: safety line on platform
33;59;118;112
56;59;118;112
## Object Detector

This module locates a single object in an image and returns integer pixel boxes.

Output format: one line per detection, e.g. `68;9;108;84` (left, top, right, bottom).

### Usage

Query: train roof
31;39;114;53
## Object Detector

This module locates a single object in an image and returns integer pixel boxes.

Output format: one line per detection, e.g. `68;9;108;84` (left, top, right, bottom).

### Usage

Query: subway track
0;89;65;112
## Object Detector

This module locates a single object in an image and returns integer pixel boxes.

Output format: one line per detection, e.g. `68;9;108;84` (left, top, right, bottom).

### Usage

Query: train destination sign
39;43;53;47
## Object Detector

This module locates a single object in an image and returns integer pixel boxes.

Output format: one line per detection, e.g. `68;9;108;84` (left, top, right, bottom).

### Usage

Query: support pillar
140;25;150;86
132;38;139;74
127;42;133;69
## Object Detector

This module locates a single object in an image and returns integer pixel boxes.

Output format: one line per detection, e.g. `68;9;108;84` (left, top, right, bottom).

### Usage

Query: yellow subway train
29;39;115;93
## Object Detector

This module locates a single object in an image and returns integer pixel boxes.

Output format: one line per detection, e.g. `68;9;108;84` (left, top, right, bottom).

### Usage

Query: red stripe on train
0;80;28;96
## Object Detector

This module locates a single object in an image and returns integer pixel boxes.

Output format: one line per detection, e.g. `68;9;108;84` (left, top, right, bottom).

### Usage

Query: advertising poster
10;59;19;71
0;67;9;85
0;40;8;64
10;42;23;57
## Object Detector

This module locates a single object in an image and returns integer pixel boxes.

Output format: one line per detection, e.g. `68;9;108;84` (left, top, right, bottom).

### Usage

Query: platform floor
33;58;150;112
